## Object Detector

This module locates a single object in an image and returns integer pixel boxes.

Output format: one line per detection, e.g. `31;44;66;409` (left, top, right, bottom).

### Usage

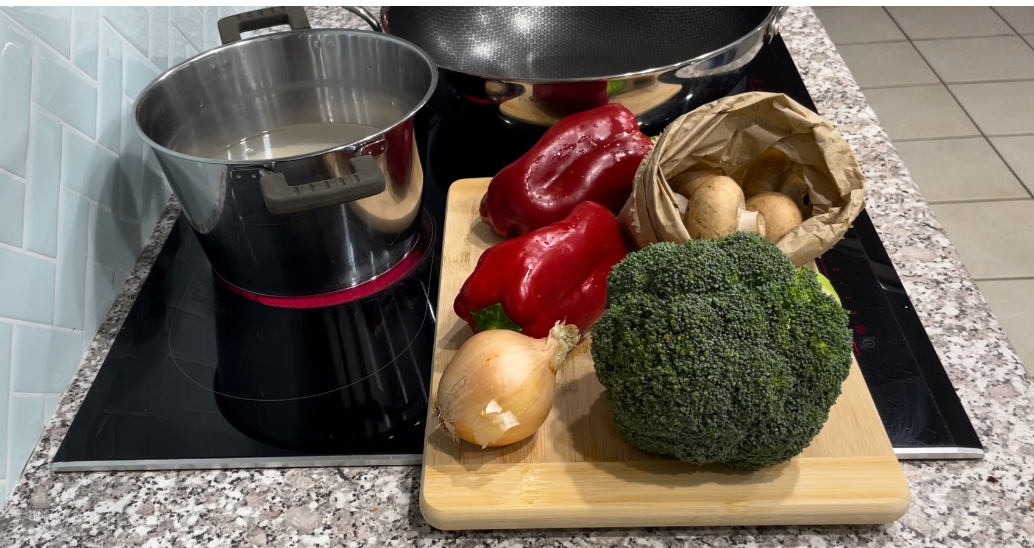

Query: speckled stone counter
3;6;1033;547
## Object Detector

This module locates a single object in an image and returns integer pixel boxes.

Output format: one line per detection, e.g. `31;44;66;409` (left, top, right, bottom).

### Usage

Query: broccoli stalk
590;232;853;471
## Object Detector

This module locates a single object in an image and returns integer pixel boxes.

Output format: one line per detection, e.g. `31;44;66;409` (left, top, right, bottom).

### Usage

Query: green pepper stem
471;303;523;333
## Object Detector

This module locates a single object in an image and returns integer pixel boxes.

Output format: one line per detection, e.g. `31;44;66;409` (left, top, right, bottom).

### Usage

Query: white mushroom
742;148;793;199
669;171;719;200
745;192;803;243
779;174;814;219
683;176;766;240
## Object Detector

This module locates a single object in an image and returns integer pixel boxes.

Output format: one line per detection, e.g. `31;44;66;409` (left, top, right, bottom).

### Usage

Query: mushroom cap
745;192;803;243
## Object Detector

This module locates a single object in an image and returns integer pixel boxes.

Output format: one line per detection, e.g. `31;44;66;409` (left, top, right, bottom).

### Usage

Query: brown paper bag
618;92;866;267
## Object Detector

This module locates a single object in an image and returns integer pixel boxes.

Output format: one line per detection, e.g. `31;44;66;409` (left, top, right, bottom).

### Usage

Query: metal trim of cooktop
50;453;423;473
895;447;984;460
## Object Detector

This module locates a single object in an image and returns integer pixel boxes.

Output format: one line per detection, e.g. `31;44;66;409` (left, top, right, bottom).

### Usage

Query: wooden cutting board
420;178;910;531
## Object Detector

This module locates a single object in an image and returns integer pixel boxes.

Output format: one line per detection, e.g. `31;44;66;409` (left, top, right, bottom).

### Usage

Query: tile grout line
22;36;37;251
52;129;66;329
0;318;79;335
99;16;163;79
31;29;98;89
0;166;26;183
61;187;142;228
990;7;1033;52
33;105;119;160
882;6;1034;202
971;275;1034;282
927;197;1034;206
0;242;57;264
866;77;1034;89
6;308;14;487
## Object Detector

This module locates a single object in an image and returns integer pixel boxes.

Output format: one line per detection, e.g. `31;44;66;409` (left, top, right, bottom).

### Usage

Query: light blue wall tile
0;322;12;480
0;484;6;506
1;7;70;59
101;7;148;57
186;41;199;59
123;46;159;100
84;260;115;342
0;248;55;325
32;47;97;138
54;190;89;331
11;325;83;394
7;396;44;486
139;168;167;244
0;172;25;247
23;111;62;258
96;24;122;154
70;7;99;80
62;127;119;207
171;7;204;53
148;7;168;71
0;16;32;178
143;146;161;174
43;397;58;424
89;205;141;273
168;27;188;68
43;396;58;420
202;7;221;52
118;98;144;221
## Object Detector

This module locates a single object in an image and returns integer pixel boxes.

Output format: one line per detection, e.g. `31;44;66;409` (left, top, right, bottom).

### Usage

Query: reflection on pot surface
211;213;439;452
136;7;438;296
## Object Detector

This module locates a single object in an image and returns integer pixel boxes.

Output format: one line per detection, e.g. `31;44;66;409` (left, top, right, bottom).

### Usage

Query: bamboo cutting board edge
420;178;910;530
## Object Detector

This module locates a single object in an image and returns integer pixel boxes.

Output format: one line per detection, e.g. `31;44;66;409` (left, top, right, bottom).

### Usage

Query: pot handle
259;156;386;215
764;6;790;43
342;7;381;32
218;6;312;44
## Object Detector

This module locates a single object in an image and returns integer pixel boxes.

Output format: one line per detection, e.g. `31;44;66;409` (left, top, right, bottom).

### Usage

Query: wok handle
218;6;312;44
259;156;386;215
342;7;382;32
765;6;790;43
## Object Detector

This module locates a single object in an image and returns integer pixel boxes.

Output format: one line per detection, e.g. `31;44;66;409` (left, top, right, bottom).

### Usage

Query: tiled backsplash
0;5;247;507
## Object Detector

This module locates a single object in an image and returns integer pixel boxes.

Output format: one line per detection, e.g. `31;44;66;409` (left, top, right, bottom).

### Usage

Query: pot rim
134;28;439;167
380;6;781;84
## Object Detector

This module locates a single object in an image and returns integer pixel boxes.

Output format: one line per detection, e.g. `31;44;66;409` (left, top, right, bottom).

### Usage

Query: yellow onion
434;322;580;448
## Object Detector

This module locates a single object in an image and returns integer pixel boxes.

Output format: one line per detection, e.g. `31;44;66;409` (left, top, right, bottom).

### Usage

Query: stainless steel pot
135;7;438;296
343;6;785;132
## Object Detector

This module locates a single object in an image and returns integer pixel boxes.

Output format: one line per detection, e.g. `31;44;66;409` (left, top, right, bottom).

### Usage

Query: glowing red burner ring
215;225;433;310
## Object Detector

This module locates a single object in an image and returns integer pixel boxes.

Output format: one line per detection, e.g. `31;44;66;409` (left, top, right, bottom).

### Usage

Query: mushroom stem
737;209;767;237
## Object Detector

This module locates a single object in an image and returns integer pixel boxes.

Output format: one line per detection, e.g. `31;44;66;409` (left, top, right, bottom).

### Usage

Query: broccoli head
590;231;852;470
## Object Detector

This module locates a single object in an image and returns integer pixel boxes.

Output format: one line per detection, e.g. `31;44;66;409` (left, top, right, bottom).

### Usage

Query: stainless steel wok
344;6;786;131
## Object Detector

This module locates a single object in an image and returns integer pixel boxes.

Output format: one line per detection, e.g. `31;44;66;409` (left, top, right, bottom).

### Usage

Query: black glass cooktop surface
54;35;980;471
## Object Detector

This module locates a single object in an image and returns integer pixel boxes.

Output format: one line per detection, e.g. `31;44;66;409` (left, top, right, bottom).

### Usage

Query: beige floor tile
974;278;1034;377
894;138;1028;202
837;42;939;88
886;7;1014;39
929;199;1034;279
950;81;1034;136
914;36;1034;83
1025;34;1034;48
813;7;905;44
994;6;1034;34
862;86;979;140
990;136;1034;192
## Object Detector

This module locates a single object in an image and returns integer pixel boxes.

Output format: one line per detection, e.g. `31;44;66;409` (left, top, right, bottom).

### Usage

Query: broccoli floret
591;232;852;470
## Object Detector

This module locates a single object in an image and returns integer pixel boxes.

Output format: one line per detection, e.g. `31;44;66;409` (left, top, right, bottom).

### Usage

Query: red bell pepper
455;201;628;339
532;80;629;116
480;103;653;238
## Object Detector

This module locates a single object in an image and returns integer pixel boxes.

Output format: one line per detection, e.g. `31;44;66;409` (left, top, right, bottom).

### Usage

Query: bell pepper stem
470;303;523;333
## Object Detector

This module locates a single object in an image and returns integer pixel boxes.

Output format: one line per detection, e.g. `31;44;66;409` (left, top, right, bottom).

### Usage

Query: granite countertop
3;6;1034;547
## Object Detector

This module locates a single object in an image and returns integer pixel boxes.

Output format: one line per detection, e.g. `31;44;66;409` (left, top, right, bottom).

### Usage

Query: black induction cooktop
53;35;981;472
